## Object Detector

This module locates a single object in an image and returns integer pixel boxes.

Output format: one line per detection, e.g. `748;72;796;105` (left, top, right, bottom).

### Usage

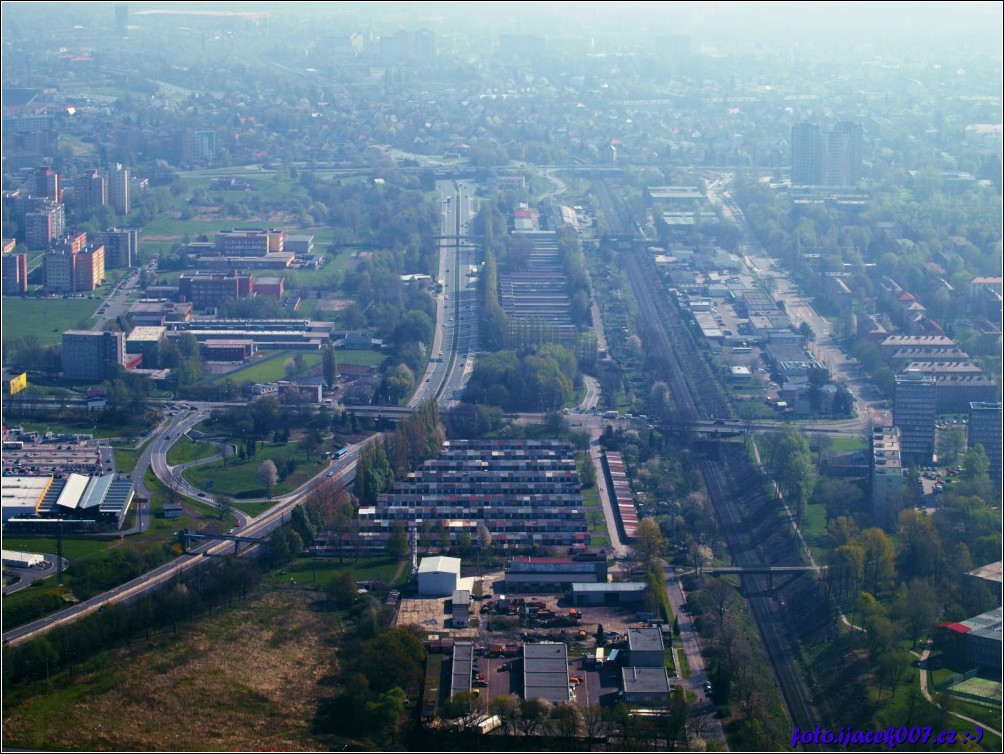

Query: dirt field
2;590;341;752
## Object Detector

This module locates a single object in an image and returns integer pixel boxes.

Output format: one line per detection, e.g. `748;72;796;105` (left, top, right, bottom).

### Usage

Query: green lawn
827;435;867;453
18;419;127;440
336;349;387;367
181;442;328;499
113;447;141;473
294;297;320;318
1;537;111;561
262;555;404;588
166;439;220;466
801;502;829;562
207;352;323;385
1;298;101;346
229;501;273;517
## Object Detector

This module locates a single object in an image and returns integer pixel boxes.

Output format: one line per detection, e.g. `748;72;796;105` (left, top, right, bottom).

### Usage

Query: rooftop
523;641;569;703
127;326;167;342
968;561;1003;586
628;627;665;653
1;476;53;510
418;555;462;575
621;666;673;695
571;582;647;593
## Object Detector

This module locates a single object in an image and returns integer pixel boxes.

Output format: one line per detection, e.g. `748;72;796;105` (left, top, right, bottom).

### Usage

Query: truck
592;647;606;668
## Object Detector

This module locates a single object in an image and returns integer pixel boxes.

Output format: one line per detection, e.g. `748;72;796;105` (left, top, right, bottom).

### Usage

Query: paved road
411;179;479;409
707;173;891;428
2;437;370;648
579;375;601;412
2;555;70;595
664;566;729;747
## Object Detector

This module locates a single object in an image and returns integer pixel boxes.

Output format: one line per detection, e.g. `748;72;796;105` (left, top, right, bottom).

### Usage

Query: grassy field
209;348;384;388
181;442;327;499
262;555;405;588
580;482;611;548
207;351;323;386
1;537;112;561
165;439;219;466
229;501;273;517
1;590;342;752
800;502;829;563
113;447;141;473
17;419;128;440
1;298;100;346
826;435;868;453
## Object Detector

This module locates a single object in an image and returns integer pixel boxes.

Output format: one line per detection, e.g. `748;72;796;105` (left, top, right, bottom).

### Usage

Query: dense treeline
3;482;367;690
3;556;263;689
820;444;1000;622
352;400;444;507
299;172;441;268
462;344;579;412
686;574;793;751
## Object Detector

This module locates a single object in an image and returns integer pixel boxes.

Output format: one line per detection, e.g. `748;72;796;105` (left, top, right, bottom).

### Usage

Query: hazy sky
4;1;1002;54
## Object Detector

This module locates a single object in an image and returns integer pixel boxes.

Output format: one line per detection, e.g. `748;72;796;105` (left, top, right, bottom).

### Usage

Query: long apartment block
356;439;590;552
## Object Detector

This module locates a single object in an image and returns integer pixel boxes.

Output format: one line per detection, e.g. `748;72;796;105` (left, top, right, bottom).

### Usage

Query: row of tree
353;400;445;507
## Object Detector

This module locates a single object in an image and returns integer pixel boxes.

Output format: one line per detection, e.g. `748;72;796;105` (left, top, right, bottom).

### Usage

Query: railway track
621;234;732;423
701;455;819;738
594;179;818;739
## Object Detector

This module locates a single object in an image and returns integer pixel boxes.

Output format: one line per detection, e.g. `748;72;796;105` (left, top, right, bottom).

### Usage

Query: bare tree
581;703;611;750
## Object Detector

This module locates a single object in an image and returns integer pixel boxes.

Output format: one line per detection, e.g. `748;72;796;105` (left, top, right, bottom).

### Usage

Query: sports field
950;675;1003;707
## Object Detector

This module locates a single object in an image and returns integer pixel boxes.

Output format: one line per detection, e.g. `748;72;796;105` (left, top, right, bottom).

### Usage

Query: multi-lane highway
3;178;483;648
409;180;480;409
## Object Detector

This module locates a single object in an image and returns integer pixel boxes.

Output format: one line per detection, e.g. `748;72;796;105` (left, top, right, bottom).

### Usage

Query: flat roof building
871;426;904;530
452;589;471;628
451;641;475;698
504;556;608;591
216;228;284;257
569;582;647;606
62;330;125;382
937;607;1002;673
894;369;937;465
627;627;666;668
358;440;589;553
1;476;53;521
621;666;673;706
523;642;569;703
968;402;1002;487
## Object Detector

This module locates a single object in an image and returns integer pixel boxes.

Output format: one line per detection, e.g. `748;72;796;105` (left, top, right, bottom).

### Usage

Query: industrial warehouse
2;473;135;532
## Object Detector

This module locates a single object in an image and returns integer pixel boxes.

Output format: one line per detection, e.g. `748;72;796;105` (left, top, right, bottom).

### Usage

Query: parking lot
2;439;114;477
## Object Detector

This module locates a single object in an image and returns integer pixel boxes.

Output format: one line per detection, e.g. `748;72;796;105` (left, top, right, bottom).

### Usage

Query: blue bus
334;447;349;459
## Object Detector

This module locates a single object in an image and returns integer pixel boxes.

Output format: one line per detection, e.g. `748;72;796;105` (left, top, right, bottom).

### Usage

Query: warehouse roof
571;582;647;593
523;642;569;703
419;556;462;575
622;666;673;696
